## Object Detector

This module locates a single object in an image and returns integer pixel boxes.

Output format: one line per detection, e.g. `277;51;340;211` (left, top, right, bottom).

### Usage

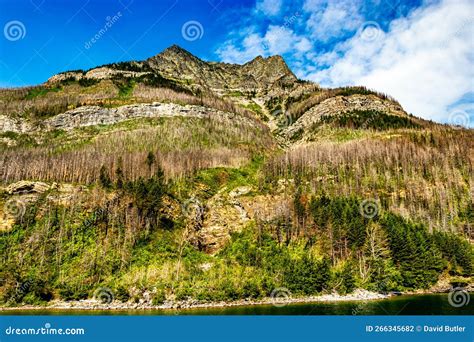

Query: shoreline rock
0;289;392;312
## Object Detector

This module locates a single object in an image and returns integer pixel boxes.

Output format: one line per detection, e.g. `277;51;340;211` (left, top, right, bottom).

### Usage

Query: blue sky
0;0;473;126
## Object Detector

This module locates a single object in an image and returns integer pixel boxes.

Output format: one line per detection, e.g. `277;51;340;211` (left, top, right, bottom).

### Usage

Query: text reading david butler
365;324;467;333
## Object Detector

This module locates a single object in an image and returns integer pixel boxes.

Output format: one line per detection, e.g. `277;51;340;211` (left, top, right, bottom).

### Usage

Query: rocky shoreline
1;289;390;312
2;280;471;312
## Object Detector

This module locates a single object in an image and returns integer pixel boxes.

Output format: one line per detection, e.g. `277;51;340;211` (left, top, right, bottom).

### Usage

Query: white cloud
217;25;312;64
294;37;312;52
306;0;474;122
264;26;294;55
305;0;363;42
256;0;283;17
264;25;313;55
217;32;265;64
215;0;473;124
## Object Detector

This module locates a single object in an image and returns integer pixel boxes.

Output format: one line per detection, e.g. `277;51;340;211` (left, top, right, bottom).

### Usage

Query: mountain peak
161;44;192;55
246;54;285;66
47;44;299;91
243;54;297;84
145;45;298;90
156;44;199;61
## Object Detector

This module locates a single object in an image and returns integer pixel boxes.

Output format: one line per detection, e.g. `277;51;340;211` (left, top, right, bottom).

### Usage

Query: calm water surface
1;294;472;315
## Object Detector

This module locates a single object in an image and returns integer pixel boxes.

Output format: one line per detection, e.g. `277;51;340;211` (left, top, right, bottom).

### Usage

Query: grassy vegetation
244;101;268;121
226;91;244;97
114;78;136;98
25;86;62;100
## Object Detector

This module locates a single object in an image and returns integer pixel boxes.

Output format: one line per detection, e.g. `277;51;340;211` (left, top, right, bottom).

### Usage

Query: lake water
1;294;472;315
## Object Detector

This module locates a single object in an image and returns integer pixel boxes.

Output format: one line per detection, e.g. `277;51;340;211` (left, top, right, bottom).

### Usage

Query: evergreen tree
99;165;112;189
145;151;156;175
340;261;356;294
115;157;124;189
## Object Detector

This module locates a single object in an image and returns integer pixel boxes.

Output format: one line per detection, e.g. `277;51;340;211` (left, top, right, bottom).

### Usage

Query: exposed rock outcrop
0;102;252;134
5;180;52;195
284;94;409;141
0;115;33;134
196;188;250;254
46;67;150;84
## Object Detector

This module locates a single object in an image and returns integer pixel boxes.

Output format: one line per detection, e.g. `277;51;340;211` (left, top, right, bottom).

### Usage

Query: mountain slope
0;46;472;308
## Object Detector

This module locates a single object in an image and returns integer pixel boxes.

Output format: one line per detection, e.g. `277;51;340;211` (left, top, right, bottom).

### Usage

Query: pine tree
115;157;124;189
145;151;156;176
99;165;112;189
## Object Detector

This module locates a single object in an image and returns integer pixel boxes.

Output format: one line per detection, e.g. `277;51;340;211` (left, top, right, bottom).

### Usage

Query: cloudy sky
1;0;473;126
216;0;473;126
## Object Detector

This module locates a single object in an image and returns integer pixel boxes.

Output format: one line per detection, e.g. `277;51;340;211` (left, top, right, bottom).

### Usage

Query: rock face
0;115;32;134
46;65;150;84
196;188;250;254
146;45;298;91
284;94;409;141
36;102;245;131
44;103;208;130
6;180;52;195
193;186;294;254
0;101;253;134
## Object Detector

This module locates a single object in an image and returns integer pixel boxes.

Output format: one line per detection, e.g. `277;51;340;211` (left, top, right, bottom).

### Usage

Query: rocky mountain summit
47;45;298;94
147;45;298;91
3;45;423;145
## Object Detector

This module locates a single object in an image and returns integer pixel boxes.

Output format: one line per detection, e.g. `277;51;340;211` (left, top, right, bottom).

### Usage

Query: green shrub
152;290;166;305
99;165;112;188
58;285;88;301
25;86;61;99
114;286;130;302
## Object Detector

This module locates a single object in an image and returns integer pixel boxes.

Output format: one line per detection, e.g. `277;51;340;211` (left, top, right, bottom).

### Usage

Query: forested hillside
0;46;472;307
